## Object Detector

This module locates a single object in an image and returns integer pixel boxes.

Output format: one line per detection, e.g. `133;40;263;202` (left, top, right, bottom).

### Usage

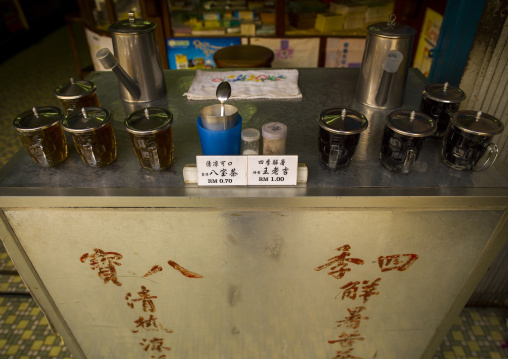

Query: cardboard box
315;13;345;33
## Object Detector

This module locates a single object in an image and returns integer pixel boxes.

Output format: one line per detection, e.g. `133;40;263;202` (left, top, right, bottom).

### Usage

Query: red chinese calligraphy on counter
314;245;365;280
328;330;365;347
126;286;158;312
332;348;362;359
168;260;203;278
340;278;381;303
378;254;419;272
80;248;123;286
140;337;171;353
143;265;163;277
132;315;173;334
336;306;369;330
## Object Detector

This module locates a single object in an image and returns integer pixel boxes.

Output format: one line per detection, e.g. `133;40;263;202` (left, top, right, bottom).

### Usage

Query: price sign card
196;156;248;186
247;155;298;186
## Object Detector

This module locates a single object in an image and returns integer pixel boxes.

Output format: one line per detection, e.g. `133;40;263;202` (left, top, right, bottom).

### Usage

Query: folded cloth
185;69;302;100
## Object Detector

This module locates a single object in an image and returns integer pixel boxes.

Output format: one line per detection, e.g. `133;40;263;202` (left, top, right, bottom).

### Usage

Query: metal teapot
96;12;166;103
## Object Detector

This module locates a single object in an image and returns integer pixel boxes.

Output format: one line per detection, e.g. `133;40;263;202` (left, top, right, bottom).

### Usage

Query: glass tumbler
380;110;436;174
441;110;504;171
13;106;68;167
62;107;117;167
420;82;465;138
54;78;100;114
317;108;368;168
125;107;174;171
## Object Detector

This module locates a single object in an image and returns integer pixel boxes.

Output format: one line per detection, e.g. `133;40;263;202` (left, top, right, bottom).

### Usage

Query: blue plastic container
197;115;242;155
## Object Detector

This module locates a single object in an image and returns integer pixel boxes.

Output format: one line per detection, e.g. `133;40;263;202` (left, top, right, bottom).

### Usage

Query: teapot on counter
96;11;167;103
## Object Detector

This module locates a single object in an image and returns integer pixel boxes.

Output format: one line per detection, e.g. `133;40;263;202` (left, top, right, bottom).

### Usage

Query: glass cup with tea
62;107;117;168
124;107;174;171
13;106;68;167
54;78;100;115
317;108;368;169
380;110;436;174
420;82;465;138
441;110;504;171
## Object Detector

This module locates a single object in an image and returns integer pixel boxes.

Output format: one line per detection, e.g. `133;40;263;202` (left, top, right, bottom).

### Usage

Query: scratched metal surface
4;207;504;359
0;68;507;197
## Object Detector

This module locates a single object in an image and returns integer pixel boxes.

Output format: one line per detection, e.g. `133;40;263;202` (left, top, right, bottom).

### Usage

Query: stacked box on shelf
290;13;317;29
365;1;394;25
315;13;345;33
330;2;367;30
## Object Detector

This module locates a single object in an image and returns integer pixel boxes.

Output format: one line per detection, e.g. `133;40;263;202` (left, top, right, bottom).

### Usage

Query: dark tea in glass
379;110;435;174
129;128;174;170
317;108;368;169
420;82;465;138
62;107;117;168
13;107;68;167
380;126;425;173
125;107;174;171
54;78;100;114
441;110;503;171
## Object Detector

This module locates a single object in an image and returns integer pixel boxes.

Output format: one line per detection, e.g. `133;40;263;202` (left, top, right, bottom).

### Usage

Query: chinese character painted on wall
132;315;173;334
378;254;419;272
314;245;365;280
332;347;362;359
80;248;123;286
335;306;369;329
340;278;381;303
139;337;171;353
126;286;158;312
168;260;203;278
328;330;365;347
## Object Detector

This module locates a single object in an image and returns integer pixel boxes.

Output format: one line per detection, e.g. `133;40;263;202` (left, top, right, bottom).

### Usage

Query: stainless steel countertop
1;68;508;201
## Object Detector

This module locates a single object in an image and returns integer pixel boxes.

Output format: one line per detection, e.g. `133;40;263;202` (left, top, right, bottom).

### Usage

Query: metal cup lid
54;78;96;100
125;107;173;135
386;110;436;137
62;107;111;133
13;106;63;131
451;110;504;136
318;108;368;135
422;82;466;104
109;12;156;34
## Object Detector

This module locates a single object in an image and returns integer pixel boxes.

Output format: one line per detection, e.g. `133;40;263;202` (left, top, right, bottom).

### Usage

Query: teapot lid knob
128;11;135;22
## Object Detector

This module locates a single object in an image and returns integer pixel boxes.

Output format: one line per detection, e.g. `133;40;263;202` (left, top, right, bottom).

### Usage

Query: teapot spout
96;48;141;100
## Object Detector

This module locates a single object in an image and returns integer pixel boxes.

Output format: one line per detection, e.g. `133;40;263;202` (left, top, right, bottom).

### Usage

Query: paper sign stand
183;163;308;185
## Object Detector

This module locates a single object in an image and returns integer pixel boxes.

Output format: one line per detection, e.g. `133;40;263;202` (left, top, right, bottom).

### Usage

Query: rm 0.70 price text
208;178;233;184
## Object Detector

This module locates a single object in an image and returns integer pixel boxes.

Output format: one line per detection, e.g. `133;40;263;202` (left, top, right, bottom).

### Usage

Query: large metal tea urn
96;11;167;103
356;15;416;109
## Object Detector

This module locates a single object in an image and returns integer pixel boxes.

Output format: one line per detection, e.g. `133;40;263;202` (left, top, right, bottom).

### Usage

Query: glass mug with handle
441;110;504;171
380;110;436;174
61;107;117;168
317;108;369;169
13;106;68;167
125;107;174;171
420;82;466;138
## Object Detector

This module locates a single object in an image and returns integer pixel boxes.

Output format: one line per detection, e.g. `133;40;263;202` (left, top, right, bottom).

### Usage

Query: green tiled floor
0;296;72;359
0;25;507;359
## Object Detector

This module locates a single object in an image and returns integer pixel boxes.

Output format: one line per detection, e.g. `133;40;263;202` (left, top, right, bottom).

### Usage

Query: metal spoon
216;81;231;117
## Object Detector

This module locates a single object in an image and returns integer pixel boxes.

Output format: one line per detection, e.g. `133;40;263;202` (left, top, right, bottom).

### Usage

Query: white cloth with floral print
185;69;302;100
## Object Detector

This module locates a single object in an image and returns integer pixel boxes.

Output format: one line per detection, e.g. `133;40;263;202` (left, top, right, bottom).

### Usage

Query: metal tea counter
0;69;507;359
